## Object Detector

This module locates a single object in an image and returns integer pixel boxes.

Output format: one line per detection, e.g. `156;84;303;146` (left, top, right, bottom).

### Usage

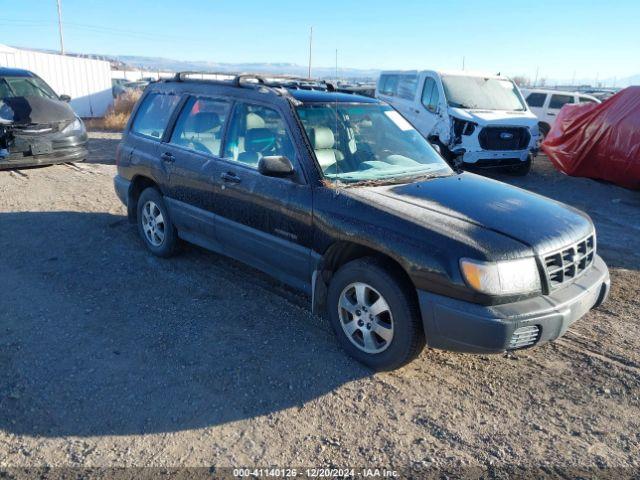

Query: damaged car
0;67;88;170
377;70;539;175
114;73;610;370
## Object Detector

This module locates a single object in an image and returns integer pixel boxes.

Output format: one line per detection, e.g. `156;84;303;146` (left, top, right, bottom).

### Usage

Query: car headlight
62;117;85;135
460;257;541;295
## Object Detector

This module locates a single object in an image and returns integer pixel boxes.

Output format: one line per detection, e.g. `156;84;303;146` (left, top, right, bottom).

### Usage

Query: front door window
223;103;296;168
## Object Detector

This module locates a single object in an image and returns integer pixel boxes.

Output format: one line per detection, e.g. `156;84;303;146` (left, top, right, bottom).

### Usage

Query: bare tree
512;75;530;87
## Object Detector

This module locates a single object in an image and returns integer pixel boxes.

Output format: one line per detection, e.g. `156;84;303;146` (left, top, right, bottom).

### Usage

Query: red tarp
542;86;640;189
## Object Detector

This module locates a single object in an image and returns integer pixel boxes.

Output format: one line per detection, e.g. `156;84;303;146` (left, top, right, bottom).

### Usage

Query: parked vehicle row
0;66;611;370
113;73;610;370
521;88;600;140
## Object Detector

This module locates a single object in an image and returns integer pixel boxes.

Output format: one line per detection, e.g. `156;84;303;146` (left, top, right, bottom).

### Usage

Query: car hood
0;95;76;125
449;107;537;127
350;172;593;255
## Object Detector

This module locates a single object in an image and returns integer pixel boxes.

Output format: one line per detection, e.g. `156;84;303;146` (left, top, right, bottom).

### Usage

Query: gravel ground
0;131;639;475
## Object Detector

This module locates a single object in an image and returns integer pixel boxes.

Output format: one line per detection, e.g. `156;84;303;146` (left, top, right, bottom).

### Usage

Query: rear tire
136;187;178;257
327;257;425;371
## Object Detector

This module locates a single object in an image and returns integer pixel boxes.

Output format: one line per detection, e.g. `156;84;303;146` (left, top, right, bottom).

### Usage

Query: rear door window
169;97;230;156
548;94;574;109
131;92;180;140
421;77;440;112
397;75;418;100
526;92;546;107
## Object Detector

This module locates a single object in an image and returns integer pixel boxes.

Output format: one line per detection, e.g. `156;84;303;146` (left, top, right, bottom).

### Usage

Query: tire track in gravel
555;336;640;376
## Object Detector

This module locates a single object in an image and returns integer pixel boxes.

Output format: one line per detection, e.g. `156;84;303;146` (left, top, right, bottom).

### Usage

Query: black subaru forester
114;73;610;370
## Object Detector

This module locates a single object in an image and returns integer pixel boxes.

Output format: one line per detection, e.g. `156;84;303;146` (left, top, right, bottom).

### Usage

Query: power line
0;18;204;44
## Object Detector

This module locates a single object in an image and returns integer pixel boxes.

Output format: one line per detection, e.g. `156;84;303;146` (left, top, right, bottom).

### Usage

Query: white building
0;44;112;118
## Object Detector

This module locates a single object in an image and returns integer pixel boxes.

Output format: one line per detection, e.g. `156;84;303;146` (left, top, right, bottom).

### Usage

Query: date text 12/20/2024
232;468;399;478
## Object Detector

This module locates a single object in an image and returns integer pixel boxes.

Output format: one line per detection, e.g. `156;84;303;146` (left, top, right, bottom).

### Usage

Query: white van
521;88;600;139
376;70;539;174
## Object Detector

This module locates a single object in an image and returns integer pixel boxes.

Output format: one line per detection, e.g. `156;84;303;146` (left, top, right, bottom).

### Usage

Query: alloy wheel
338;282;394;354
141;200;165;247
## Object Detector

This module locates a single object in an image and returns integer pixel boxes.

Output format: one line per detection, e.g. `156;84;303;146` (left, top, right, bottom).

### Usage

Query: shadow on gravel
0;211;369;438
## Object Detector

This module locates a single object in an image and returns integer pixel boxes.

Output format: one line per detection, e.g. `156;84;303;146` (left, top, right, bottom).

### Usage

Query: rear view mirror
431;143;442;155
258;156;294;177
59;94;71;102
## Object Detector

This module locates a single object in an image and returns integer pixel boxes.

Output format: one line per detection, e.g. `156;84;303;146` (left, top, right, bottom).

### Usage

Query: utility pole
533;66;539;87
56;0;65;55
462;56;465;70
308;26;313;79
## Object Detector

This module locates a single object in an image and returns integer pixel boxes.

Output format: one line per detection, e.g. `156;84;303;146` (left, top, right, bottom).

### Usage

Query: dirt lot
1;131;639;475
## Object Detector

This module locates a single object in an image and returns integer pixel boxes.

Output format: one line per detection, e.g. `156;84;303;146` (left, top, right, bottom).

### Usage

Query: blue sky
1;0;638;82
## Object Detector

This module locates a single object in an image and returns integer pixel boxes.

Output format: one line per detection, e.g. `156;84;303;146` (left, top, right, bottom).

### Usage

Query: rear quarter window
525;92;546;108
131;92;180;140
548;94;575;109
379;75;399;96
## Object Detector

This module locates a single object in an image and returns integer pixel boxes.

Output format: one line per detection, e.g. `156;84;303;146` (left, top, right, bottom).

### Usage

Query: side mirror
59;94;71;102
258;155;294;177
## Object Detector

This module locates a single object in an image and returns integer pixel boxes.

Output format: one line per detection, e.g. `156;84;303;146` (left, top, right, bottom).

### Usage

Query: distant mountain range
113;55;379;80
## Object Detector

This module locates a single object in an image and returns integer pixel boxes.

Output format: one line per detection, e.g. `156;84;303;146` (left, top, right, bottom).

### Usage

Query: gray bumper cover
417;255;610;353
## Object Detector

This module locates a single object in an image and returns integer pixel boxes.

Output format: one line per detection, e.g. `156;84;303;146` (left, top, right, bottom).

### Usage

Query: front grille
543;235;595;289
478;126;530;150
508;325;540;349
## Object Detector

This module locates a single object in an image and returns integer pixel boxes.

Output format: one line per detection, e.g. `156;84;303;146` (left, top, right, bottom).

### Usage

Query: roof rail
172;71;237;83
170;71;334;91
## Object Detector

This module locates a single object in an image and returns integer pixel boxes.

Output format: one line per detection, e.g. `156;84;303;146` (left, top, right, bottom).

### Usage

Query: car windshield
296;103;452;183
441;75;525;111
0;76;58;100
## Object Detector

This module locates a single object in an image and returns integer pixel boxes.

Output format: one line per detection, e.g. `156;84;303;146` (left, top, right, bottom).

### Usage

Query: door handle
161;152;175;163
414;109;421;114
548;112;556;116
220;172;241;183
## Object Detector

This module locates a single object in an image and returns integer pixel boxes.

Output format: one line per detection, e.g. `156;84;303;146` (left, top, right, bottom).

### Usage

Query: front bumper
0;133;88;170
461;149;532;166
417;255;610;353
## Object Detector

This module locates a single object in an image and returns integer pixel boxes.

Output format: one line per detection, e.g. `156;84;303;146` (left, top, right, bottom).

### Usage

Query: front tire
136;187;178;257
538;122;550;144
327;257;425;370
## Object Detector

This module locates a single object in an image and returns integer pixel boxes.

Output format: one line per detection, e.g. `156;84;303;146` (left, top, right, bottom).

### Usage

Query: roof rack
170;71;334;91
